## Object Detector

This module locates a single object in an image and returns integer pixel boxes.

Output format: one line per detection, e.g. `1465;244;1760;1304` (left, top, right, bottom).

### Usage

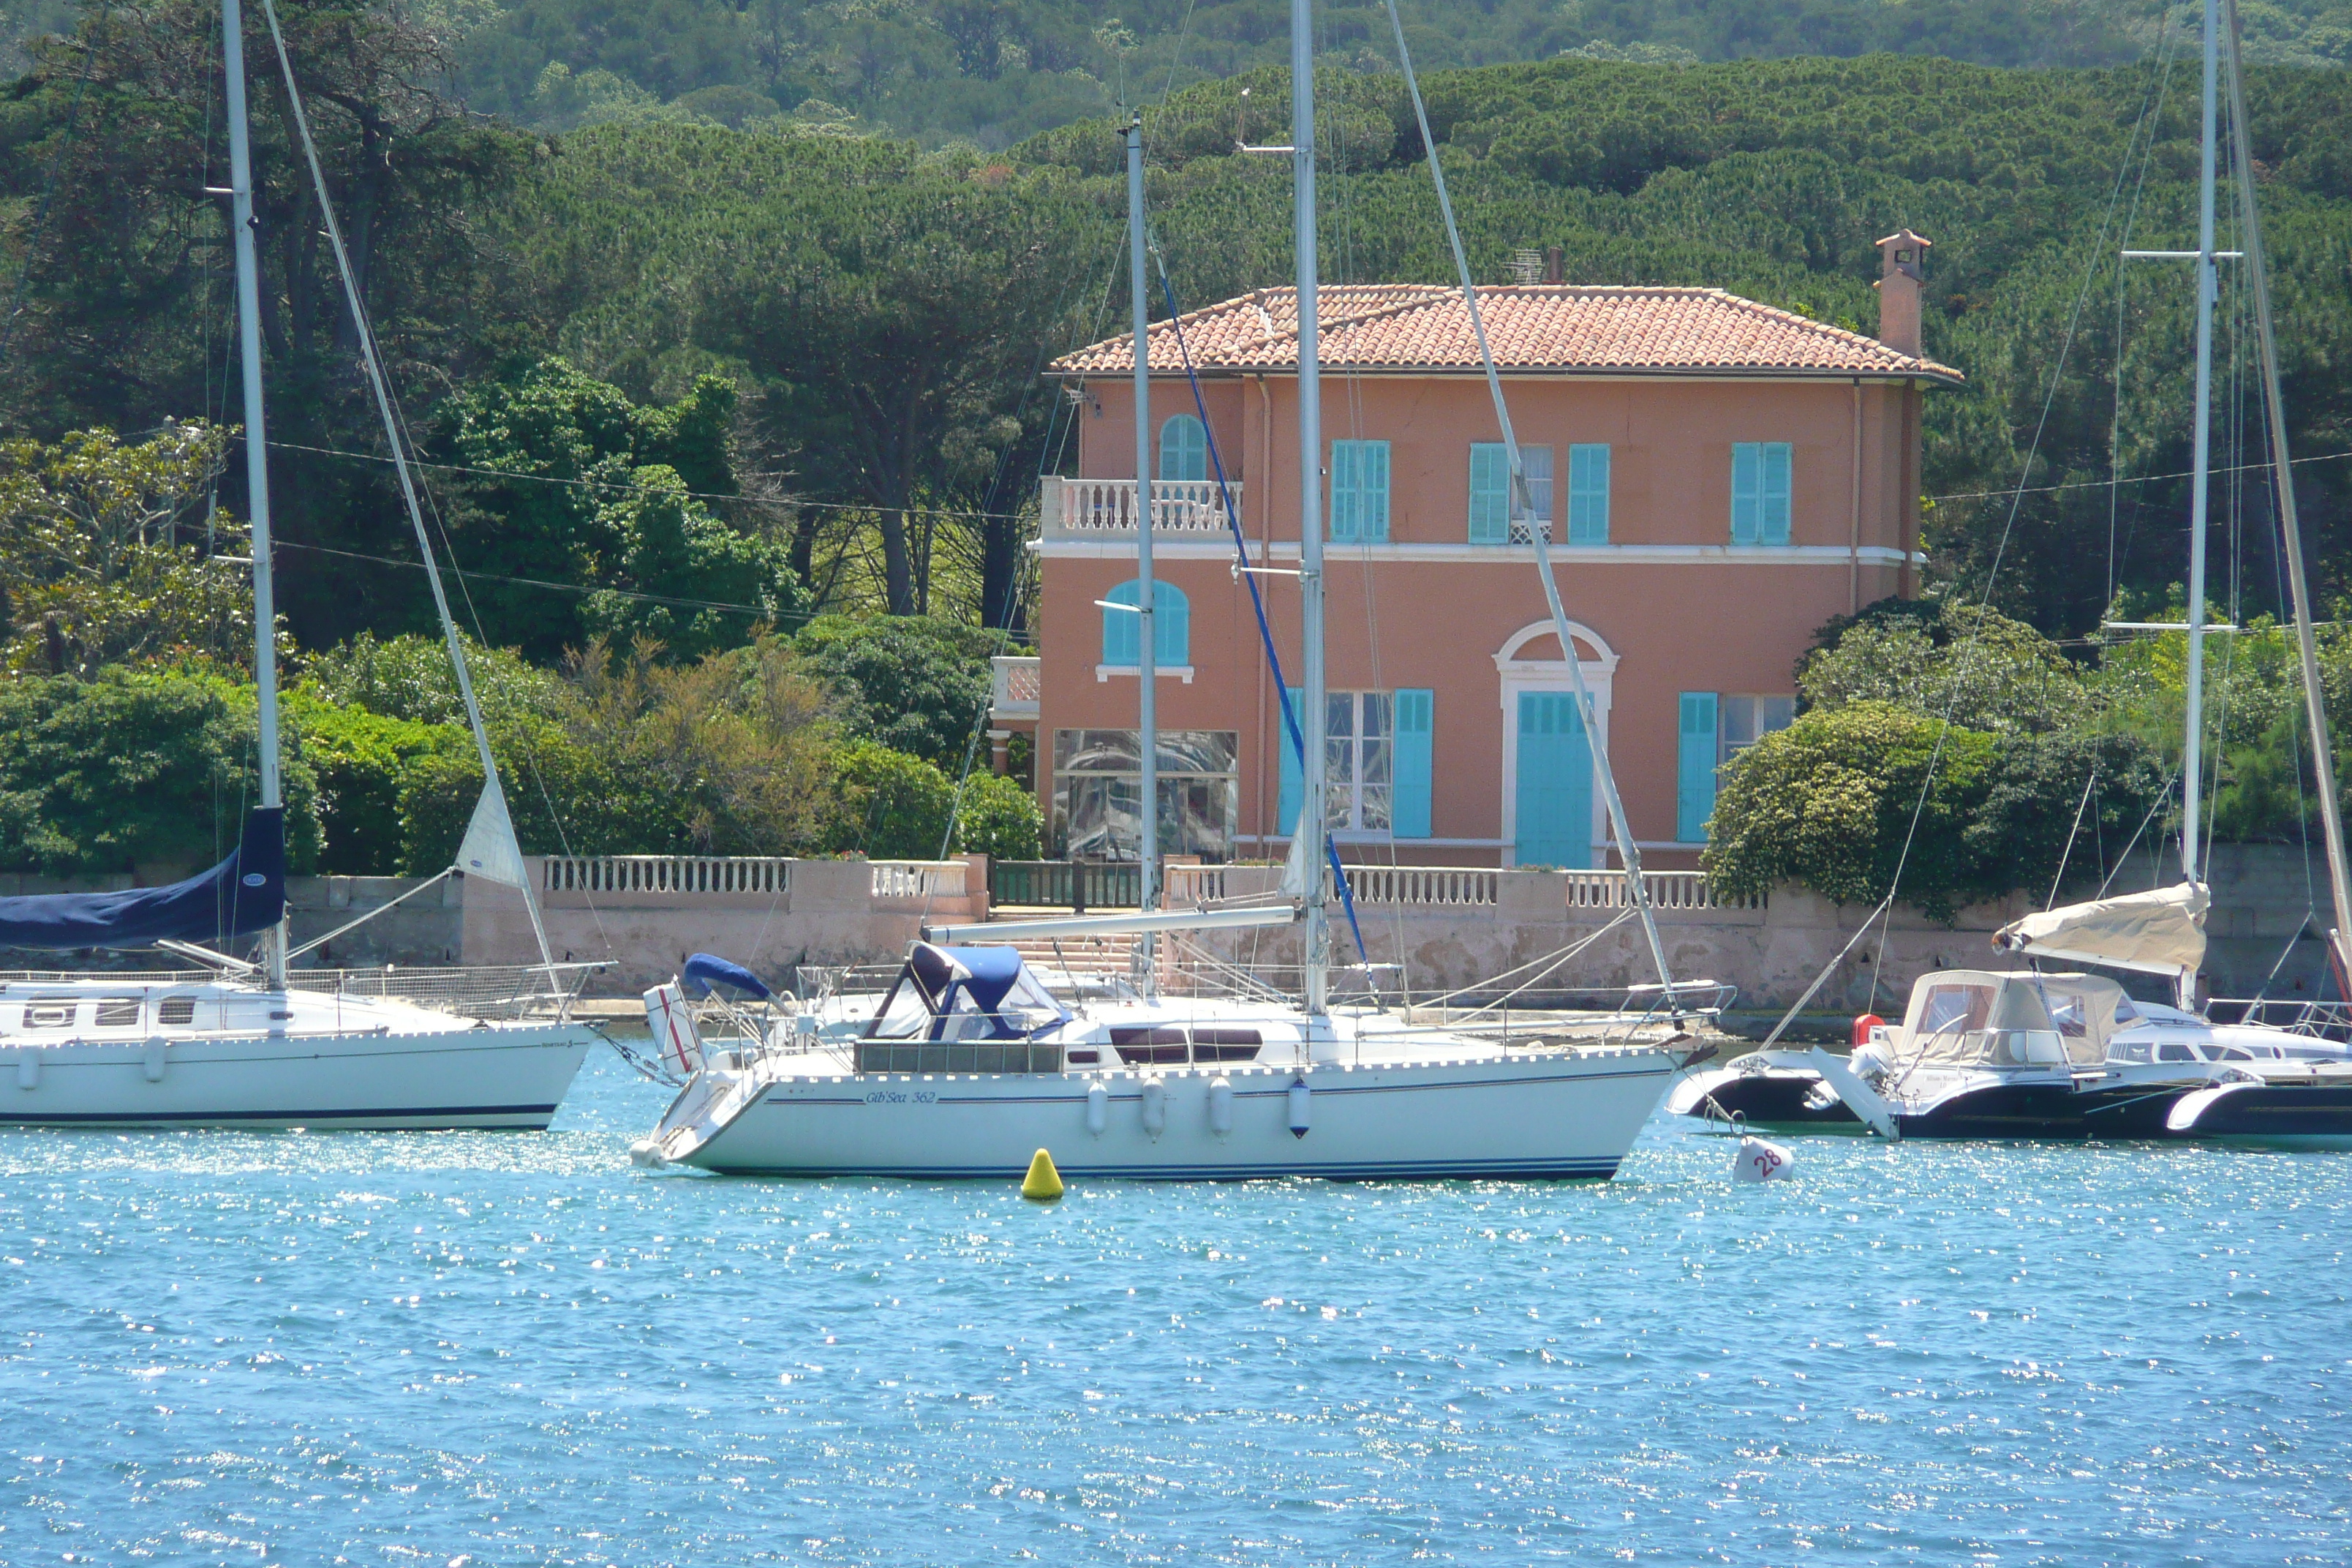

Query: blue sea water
2;1049;2348;1566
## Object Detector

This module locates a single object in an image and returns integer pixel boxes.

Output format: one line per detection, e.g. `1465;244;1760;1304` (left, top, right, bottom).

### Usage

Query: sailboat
1673;0;2352;1144
628;0;1709;1180
0;0;598;1129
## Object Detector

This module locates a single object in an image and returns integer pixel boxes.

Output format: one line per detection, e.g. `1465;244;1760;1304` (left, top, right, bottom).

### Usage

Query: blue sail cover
682;952;773;1000
0;807;286;951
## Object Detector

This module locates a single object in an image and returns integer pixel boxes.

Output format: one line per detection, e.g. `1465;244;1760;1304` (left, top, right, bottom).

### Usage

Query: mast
2182;0;2220;886
2221;0;2352;984
1292;0;1329;1016
222;0;285;988
1126;116;1161;977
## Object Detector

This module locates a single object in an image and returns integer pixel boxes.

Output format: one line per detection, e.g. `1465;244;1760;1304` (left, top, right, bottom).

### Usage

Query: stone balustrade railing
542;856;791;896
1565;870;1761;911
870;861;969;904
1040;477;1237;538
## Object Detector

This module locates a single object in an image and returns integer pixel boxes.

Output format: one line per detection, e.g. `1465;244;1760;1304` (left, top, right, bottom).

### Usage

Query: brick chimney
1874;228;1930;358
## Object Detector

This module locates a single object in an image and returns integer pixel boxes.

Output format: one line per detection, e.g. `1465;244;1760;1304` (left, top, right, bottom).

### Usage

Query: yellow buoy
1021;1147;1065;1201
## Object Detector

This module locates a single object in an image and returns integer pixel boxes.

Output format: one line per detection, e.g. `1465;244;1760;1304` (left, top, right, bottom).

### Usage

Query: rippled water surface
4;1049;2348;1564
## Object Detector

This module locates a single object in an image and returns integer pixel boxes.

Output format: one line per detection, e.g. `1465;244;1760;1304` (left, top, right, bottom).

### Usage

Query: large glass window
1718;695;1796;764
1325;691;1392;833
1053;729;1238;862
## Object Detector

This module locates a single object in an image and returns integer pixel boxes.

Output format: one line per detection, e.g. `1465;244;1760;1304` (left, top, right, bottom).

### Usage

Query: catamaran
0;0;598;1128
630;0;1716;1180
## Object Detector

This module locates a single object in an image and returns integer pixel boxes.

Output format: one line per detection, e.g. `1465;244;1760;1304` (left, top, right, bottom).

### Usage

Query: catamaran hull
673;1054;1676;1180
2163;1081;2352;1147
1670;1066;1863;1128
1885;1081;2193;1140
0;1026;596;1130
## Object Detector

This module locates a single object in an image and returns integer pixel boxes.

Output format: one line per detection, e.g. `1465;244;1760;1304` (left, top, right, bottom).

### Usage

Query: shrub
822;742;957;861
953;770;1044;861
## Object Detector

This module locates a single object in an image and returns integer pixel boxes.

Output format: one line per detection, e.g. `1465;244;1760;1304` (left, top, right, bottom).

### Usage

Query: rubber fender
1207;1075;1234;1137
15;1052;38;1091
1140;1076;1166;1137
143;1036;169;1084
1085;1079;1109;1137
1287;1077;1311;1139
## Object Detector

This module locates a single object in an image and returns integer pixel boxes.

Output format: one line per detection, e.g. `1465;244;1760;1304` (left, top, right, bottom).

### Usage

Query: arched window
1158;415;1207;482
1099;578;1191;668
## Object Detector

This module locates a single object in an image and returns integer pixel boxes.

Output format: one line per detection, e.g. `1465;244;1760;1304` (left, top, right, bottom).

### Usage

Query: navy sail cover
0;808;287;951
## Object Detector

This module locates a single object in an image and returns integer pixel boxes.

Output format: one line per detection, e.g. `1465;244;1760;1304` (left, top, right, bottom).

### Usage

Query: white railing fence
1345;867;1498;905
1044;477;1235;535
542;856;792;896
870;861;970;902
990;655;1041;717
1566;870;1761;911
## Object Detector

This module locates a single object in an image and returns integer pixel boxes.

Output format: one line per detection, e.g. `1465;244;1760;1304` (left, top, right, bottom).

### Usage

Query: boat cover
869;943;1068;1041
0;807;285;951
1991;881;2208;979
1897;968;2126;1068
682;952;772;1000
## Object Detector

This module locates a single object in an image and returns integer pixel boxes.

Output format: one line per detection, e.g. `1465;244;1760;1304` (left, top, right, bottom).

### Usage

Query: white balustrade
540;856;791;897
1564;870;1760;911
990;655;1041;720
1040;477;1237;538
1343;866;1497;905
870;861;969;902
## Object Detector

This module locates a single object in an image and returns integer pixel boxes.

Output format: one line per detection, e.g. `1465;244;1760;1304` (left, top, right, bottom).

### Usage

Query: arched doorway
1493;620;1618;870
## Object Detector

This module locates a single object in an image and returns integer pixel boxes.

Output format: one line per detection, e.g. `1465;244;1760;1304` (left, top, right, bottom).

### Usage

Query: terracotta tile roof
1051;284;1963;385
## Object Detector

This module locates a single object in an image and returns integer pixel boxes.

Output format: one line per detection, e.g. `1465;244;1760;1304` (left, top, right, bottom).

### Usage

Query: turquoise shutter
1567;443;1609;544
1101;580;1139;666
1154;581;1189;666
1730;444;1760;545
1159;415;1207;481
1392;688;1433;839
1469;444;1509;543
1277;686;1303;834
1760;442;1792;545
1677;692;1719;843
1329;442;1357;541
1364;441;1390;541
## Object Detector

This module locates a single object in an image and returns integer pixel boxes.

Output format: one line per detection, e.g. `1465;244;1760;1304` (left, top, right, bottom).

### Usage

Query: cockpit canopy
864;943;1069;1042
1899;969;2133;1069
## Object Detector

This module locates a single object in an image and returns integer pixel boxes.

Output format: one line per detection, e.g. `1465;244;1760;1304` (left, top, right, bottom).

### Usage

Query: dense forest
3;0;2350;897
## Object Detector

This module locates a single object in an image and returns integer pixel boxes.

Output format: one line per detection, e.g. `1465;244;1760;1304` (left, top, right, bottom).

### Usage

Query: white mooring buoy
1734;1135;1795;1183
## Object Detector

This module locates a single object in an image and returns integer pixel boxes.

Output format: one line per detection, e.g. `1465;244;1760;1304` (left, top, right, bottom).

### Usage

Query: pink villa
991;231;1961;870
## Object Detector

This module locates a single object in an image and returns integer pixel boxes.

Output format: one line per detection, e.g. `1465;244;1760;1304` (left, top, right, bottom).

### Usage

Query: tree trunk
878;506;915;614
980;513;1025;632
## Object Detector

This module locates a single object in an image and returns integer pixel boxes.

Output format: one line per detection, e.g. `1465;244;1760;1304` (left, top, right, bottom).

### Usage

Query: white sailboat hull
0;1025;595;1130
660;1050;1675;1180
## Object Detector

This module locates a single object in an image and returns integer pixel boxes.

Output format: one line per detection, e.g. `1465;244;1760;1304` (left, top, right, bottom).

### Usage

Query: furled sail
1991;881;2208;978
0;807;285;951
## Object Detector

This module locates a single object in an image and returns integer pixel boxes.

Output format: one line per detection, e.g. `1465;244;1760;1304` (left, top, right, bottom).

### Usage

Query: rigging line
1931;448;2352;504
268;538;785;614
1151;250;1370;967
2104;10;2187;610
259;0;578;968
262;438;1037;522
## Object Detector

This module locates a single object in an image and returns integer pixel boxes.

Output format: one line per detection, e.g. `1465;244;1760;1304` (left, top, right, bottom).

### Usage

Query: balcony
990;655;1041;723
1039;477;1239;541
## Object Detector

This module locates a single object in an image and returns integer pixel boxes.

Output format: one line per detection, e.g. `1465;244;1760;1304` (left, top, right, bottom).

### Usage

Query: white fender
1085;1080;1109;1137
1286;1077;1311;1139
1207;1076;1234;1137
1140;1076;1166;1138
143;1036;170;1084
15;1052;37;1091
644;982;705;1077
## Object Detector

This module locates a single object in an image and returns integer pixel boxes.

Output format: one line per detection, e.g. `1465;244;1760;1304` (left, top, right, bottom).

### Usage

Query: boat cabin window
1112;1026;1188;1066
22;999;75;1030
1191;1028;1263;1063
2114;1040;2152;1063
92;998;143;1030
2157;1041;2197;1063
2198;1044;2252;1061
158;996;197;1026
1918;984;1993;1037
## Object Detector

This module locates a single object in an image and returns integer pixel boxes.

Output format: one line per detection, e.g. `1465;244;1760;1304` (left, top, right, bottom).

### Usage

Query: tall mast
2182;0;2220;885
1292;0;1329;1016
1126;116;1160;963
2220;0;2352;984
222;0;285;987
